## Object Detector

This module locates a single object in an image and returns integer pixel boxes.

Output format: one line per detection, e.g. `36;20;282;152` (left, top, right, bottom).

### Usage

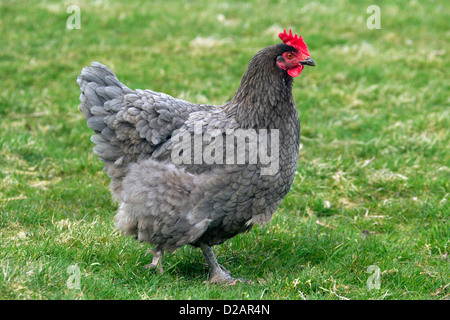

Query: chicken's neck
225;58;298;130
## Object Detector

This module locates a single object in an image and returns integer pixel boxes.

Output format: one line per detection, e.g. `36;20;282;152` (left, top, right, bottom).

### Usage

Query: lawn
0;0;448;300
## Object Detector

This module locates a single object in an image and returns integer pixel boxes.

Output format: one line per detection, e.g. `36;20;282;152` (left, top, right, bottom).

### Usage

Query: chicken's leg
200;242;237;285
144;248;164;274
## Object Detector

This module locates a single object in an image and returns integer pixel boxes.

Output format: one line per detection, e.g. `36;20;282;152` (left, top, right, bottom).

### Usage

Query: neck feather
225;45;297;129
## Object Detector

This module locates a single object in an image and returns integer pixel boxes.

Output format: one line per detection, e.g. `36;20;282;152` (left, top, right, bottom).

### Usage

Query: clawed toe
143;262;163;274
206;274;252;285
206;265;251;285
143;248;164;274
199;242;252;285
208;275;238;285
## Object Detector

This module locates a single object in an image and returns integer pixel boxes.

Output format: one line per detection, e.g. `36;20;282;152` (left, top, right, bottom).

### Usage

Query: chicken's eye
286;52;293;59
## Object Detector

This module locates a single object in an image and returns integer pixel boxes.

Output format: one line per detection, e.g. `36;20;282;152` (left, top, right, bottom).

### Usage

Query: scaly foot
144;248;164;274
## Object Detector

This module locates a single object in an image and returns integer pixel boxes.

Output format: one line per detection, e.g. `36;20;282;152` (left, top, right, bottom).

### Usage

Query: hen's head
275;29;314;77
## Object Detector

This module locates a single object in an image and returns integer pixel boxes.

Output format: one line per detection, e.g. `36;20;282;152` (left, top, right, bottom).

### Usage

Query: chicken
77;29;314;284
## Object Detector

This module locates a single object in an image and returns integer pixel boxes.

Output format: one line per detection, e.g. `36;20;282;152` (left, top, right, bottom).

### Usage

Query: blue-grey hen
77;29;314;284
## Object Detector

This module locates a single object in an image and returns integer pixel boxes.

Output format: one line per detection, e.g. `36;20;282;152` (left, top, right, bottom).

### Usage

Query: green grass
0;0;448;300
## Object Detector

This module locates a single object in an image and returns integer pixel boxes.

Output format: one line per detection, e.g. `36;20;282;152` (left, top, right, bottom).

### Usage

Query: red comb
278;29;310;56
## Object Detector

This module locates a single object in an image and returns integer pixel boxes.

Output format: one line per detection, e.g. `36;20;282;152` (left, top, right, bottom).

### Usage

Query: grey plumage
78;41;312;283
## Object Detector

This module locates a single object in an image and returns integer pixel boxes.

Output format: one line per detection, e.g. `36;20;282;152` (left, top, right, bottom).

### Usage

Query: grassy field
0;0;448;300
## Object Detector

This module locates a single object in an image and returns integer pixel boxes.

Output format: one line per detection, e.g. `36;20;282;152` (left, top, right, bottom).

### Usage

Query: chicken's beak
300;58;315;67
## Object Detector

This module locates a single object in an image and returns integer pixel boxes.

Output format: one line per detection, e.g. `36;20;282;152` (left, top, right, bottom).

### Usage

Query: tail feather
78;62;209;200
77;62;133;128
78;62;136;199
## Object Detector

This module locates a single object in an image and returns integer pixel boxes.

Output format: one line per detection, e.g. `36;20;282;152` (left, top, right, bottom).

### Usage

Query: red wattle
287;66;303;77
